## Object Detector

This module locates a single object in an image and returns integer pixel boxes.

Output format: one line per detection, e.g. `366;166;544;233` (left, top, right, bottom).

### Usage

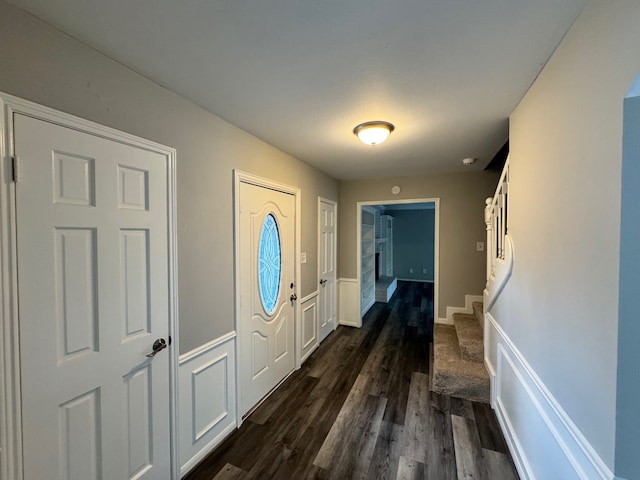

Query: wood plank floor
184;281;519;480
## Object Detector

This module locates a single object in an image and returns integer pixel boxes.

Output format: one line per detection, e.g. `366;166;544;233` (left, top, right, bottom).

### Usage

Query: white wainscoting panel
300;292;319;364
483;314;498;406
179;332;236;476
486;313;615;480
337;278;360;327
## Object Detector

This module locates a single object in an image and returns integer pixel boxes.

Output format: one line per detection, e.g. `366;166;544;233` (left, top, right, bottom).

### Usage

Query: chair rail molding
485;313;615;480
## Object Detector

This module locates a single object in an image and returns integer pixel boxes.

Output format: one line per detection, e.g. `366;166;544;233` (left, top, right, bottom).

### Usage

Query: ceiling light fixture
353;121;395;146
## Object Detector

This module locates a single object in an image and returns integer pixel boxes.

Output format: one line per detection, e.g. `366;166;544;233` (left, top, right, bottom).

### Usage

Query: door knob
290;293;297;302
146;338;167;358
319;279;327;285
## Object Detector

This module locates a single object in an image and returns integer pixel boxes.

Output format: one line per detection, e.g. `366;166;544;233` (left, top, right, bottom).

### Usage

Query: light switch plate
301;252;307;264
476;242;485;252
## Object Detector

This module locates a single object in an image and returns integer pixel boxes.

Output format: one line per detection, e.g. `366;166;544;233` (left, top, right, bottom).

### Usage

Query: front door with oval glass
237;180;296;418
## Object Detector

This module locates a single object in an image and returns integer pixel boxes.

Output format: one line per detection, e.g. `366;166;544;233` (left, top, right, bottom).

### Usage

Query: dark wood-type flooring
184;281;519;480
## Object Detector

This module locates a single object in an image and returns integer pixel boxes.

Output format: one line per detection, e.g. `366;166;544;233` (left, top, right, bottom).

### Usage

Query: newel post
485;196;493;286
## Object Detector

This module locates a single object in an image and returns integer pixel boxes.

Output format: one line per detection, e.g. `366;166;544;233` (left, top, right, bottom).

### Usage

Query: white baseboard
339;318;361;327
486;313;615;480
338;278;361;327
180;422;235;475
436;294;483;325
396;278;434;283
179;333;237;476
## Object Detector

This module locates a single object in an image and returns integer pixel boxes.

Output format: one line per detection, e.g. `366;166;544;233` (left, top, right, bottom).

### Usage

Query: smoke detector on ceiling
462;157;477;166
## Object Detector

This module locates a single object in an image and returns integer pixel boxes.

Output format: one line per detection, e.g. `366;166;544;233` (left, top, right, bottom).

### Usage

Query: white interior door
318;199;337;342
238;181;296;418
15;113;173;480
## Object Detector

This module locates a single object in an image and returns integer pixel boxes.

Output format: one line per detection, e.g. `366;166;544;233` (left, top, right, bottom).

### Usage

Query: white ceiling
10;0;588;180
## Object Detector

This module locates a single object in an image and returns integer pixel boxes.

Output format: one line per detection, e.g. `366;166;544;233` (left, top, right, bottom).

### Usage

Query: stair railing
484;156;513;311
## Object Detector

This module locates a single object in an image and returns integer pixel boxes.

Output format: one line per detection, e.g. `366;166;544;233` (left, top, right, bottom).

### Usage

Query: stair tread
432;324;489;403
472;301;483;324
453;313;484;363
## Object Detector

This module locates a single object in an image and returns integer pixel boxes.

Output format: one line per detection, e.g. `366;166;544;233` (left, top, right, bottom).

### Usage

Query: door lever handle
146;338;167;358
290;293;297;302
319;279;328;285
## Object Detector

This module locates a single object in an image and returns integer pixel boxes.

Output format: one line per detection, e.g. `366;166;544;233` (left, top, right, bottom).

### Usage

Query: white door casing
17;114;172;480
0;93;178;480
356;198;440;326
318;198;337;342
236;174;298;419
380;215;393;277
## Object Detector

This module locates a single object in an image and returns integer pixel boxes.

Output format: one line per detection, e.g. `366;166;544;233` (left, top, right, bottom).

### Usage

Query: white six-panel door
237;180;296;418
15;113;173;480
318;199;337;342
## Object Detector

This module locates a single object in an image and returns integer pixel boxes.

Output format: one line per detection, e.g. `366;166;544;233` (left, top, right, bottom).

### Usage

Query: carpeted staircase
431;301;490;403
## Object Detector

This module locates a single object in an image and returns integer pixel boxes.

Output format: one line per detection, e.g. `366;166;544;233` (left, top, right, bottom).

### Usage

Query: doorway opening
357;199;439;326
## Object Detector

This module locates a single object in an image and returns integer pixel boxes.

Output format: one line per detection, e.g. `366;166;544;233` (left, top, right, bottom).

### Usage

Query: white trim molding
178;331;237;364
356;197;440;328
300;291;319;363
337;278;360;327
0;91;180;480
437;294;483;325
485;312;615;480
179;333;237;476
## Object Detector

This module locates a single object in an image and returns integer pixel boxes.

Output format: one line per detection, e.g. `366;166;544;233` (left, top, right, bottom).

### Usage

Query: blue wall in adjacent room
391;208;435;281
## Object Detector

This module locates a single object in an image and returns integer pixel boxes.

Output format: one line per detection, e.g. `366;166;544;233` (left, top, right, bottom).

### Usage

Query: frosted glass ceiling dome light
353;121;395;145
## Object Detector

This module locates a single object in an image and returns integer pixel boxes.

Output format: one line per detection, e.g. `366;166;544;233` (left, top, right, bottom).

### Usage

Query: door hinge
11;156;21;183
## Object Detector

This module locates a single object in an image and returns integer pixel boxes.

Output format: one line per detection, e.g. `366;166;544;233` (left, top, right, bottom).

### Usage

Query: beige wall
339;171;499;318
494;0;640;470
0;1;338;354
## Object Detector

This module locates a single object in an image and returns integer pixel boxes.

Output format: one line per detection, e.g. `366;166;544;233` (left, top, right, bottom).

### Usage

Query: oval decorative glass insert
258;213;282;315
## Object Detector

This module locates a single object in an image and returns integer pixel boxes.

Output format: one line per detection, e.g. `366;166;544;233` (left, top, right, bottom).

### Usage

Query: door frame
233;171;301;426
0;92;180;480
317;197;338;340
356;198;440;327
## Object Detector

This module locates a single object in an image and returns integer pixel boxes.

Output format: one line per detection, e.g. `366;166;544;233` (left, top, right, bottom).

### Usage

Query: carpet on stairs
431;302;490;404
